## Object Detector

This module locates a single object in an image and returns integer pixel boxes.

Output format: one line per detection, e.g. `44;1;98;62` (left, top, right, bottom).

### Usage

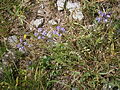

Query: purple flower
106;14;110;18
21;46;24;49
38;28;42;32
34;32;39;37
96;10;111;23
56;26;61;30
20;38;23;43
53;30;62;37
41;31;47;36
55;31;59;35
16;44;21;48
96;17;101;22
41;36;45;39
19;46;24;51
52;30;58;34
38;36;42;39
58;33;62;37
60;27;65;32
98;11;105;17
104;19;108;22
56;32;62;36
98;11;103;15
23;42;27;45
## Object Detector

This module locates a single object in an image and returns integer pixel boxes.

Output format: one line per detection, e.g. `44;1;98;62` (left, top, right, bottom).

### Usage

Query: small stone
37;9;45;16
39;3;44;9
57;0;66;11
48;19;57;25
66;1;84;21
73;10;84;21
108;85;112;88
31;18;44;28
8;35;18;48
38;36;42;39
66;1;80;12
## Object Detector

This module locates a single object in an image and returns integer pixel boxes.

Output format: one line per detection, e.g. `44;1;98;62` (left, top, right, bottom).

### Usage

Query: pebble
57;0;66;11
8;35;18;48
66;1;84;21
66;1;80;12
48;19;57;25
73;10;84;21
37;9;45;16
31;18;44;28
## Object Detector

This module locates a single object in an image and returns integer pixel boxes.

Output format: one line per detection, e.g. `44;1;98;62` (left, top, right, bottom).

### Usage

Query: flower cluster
96;11;111;23
34;26;65;41
16;26;65;52
16;37;32;52
16;38;26;51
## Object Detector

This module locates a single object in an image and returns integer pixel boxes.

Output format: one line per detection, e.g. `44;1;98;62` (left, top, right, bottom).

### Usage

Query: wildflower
96;10;111;23
23;42;27;45
104;19;108;22
19;46;24;51
38;36;41;39
106;14;110;18
38;28;42;32
34;32;39;37
96;17;101;22
41;36;45;39
20;38;23;43
58;33;62;37
55;31;62;37
60;27;65;32
52;30;58;35
98;11;104;16
16;43;25;51
56;26;66;33
56;26;61;30
55;31;59;35
24;34;27;39
16;44;21;48
17;37;28;51
41;31;47;36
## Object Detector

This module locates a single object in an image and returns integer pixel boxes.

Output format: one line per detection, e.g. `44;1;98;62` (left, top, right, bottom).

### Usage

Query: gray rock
66;1;84;21
66;1;80;12
73;10;84;21
8;35;18;48
57;0;66;11
1;50;16;66
39;3;44;9
48;19;57;25
37;9;45;16
37;4;45;16
31;18;44;28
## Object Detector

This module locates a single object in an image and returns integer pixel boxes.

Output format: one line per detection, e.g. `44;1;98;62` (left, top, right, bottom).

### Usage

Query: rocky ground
0;0;120;89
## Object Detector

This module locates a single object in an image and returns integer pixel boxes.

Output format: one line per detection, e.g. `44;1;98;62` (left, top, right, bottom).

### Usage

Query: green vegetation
0;0;120;89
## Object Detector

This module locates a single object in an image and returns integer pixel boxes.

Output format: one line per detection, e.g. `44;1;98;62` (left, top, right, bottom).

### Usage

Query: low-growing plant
0;0;120;90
